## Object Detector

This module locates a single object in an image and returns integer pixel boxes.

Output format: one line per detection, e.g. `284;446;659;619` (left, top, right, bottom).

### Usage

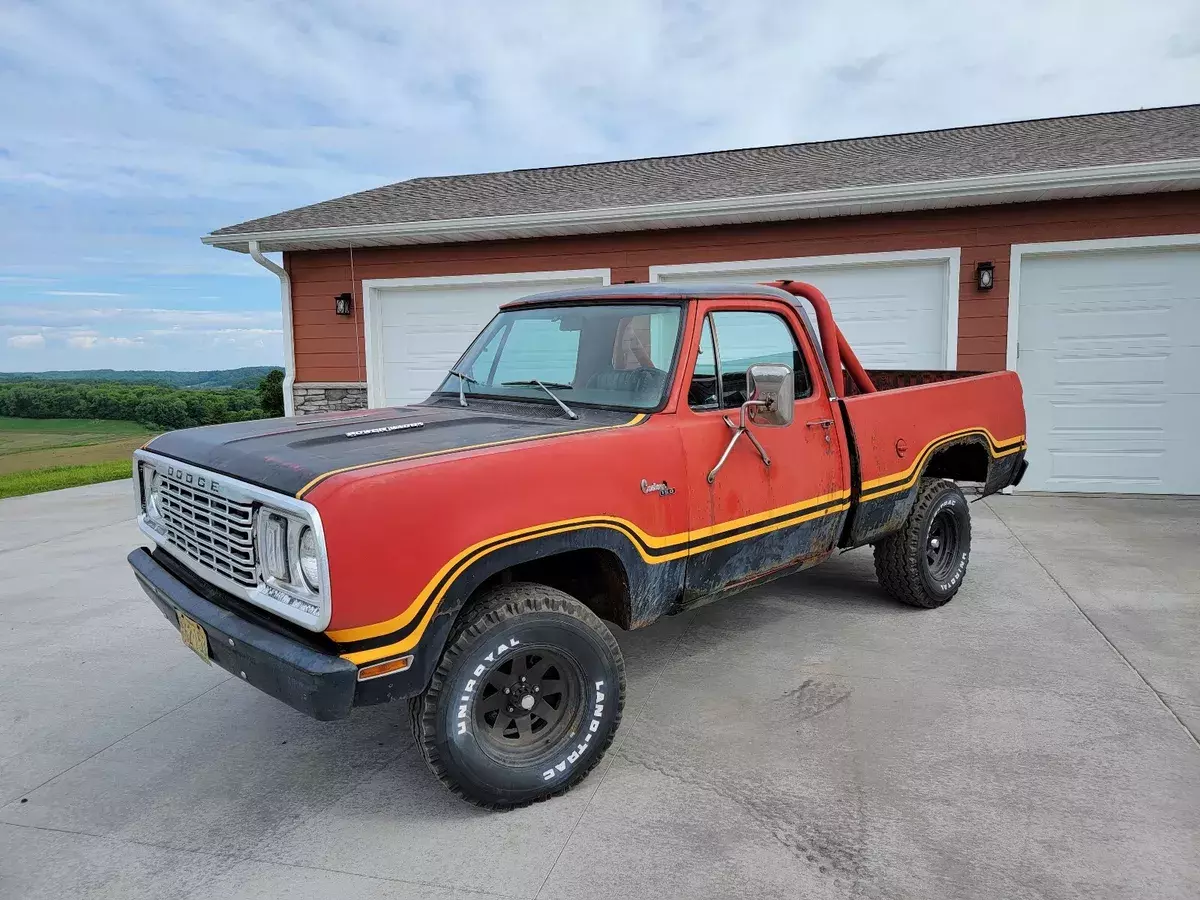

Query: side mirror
745;364;795;427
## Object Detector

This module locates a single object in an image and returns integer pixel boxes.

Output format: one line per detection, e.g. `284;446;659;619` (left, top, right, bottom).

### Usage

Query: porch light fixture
975;261;995;291
334;292;353;316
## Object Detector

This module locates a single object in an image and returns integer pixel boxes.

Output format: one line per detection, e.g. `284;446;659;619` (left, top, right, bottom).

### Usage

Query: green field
0;417;154;499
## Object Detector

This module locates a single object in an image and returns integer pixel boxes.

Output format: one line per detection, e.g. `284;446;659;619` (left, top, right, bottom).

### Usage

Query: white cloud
0;301;280;369
0;0;1197;366
0;276;56;285
0;305;280;329
67;333;143;349
2;2;1197;216
44;290;127;297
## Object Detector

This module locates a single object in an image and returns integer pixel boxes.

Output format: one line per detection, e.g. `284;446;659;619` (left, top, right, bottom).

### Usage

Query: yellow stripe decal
328;486;852;646
296;414;646;498
860;428;1025;499
332;425;1025;665
338;504;854;667
337;501;853;665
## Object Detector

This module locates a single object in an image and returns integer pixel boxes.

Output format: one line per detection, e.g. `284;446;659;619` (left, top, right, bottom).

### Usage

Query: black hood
143;400;635;497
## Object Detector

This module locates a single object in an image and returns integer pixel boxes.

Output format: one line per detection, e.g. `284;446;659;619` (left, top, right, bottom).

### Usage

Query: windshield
435;303;684;411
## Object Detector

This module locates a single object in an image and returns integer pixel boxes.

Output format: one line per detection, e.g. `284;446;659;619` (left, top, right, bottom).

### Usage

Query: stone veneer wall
292;382;368;415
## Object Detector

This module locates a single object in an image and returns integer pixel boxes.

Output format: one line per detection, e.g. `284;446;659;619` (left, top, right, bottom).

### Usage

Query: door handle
806;418;834;444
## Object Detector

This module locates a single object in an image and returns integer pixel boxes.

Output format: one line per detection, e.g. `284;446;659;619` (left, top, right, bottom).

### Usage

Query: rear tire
873;477;971;608
410;582;625;809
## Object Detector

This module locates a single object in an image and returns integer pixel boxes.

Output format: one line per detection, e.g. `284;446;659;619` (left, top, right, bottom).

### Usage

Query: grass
0;417;154;498
0;417;150;456
0;459;134;500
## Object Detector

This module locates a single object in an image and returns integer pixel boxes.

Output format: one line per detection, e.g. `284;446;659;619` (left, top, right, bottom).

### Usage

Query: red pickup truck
128;280;1026;808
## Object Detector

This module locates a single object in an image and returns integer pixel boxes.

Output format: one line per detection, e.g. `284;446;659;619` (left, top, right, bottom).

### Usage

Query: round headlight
146;472;164;521
298;526;320;591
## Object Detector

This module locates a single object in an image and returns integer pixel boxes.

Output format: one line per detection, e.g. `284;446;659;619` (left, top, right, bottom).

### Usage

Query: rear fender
843;432;1022;548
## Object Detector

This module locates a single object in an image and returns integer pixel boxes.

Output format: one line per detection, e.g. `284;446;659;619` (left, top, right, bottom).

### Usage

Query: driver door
676;301;849;602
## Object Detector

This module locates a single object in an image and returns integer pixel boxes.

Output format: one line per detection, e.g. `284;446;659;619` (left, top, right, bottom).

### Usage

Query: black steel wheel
924;506;963;585
410;582;625;809
874;477;972;608
473;646;585;765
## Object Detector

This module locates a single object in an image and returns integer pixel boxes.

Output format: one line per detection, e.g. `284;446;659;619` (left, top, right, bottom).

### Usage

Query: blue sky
1;0;1197;372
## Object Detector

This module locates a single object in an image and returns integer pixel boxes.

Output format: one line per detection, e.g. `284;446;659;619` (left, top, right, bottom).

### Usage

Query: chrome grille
159;478;256;587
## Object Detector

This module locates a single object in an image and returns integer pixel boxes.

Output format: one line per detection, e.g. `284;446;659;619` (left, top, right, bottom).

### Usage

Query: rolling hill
0;367;281;390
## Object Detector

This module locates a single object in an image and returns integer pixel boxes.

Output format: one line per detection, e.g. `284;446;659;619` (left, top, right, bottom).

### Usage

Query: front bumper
129;547;357;721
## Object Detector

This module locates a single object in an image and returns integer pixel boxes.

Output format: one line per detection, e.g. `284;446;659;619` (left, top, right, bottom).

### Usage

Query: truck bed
839;369;1026;547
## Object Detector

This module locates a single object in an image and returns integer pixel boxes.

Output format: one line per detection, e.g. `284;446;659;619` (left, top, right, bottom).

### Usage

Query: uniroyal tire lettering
543;679;606;781
456;637;519;736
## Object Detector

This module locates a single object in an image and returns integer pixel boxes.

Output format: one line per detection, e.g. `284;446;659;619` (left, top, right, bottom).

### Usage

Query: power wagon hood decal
144;404;640;497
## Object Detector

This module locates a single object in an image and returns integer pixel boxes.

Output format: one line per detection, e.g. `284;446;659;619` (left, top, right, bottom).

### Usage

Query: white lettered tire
873;477;972;608
410;582;625;808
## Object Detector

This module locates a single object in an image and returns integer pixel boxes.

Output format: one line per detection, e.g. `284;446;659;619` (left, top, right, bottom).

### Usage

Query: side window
710;311;812;407
490;318;580;385
687;317;720;409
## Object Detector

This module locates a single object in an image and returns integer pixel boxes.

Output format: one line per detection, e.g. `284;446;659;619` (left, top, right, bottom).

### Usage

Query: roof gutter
246;240;295;417
203;157;1200;253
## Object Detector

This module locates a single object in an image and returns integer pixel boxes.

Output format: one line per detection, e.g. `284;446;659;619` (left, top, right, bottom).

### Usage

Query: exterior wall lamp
975;261;995;291
334;292;354;316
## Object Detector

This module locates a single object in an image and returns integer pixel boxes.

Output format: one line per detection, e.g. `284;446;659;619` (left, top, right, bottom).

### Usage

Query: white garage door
1015;241;1200;494
364;270;609;407
652;250;958;368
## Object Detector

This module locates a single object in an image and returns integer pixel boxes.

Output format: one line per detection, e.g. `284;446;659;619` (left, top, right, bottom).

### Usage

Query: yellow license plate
178;612;210;664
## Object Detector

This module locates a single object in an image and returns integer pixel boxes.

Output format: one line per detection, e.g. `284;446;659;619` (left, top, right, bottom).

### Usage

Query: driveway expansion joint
985;499;1200;752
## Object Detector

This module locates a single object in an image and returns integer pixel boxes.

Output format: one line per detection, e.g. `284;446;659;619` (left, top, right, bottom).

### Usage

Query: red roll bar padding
764;280;877;395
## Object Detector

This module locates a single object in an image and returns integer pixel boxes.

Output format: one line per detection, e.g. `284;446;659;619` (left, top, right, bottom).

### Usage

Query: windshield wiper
502;380;578;420
448;368;477;408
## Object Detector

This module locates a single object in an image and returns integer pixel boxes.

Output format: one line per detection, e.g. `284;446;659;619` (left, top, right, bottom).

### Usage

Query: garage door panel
657;257;953;369
377;289;499;328
1018;347;1198;392
1016;244;1200;494
1043;446;1169;491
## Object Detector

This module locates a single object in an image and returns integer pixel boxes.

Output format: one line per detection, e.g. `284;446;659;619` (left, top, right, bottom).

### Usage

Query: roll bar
764;280;877;396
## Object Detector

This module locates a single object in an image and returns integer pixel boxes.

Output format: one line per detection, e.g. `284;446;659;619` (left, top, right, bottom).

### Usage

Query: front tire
410;582;625;809
873;477;972;608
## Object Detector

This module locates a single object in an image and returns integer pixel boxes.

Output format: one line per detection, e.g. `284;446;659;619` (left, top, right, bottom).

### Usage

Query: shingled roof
206;105;1200;252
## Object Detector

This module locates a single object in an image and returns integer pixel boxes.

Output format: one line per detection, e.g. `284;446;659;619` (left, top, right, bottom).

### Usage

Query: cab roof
499;282;799;309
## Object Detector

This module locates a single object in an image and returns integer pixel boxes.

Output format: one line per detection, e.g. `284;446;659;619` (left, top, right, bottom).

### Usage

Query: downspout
247;240;296;416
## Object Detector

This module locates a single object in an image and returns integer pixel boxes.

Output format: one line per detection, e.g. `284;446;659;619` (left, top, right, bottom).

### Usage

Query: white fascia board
203;157;1200;253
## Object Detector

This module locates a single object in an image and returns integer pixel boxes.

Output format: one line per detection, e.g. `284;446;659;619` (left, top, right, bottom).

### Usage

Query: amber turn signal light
357;655;413;681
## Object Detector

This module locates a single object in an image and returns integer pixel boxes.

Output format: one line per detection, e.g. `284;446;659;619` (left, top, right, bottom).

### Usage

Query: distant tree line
0;366;280;390
0;372;286;430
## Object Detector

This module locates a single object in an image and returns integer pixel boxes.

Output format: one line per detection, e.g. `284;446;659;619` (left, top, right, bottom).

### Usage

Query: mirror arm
707;426;743;484
708;401;771;484
742;423;771;469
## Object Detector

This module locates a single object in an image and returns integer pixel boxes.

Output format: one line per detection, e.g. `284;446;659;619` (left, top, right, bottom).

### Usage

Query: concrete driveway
1;481;1198;900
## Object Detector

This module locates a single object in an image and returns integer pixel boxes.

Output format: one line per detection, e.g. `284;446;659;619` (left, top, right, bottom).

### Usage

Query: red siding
284;191;1200;382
